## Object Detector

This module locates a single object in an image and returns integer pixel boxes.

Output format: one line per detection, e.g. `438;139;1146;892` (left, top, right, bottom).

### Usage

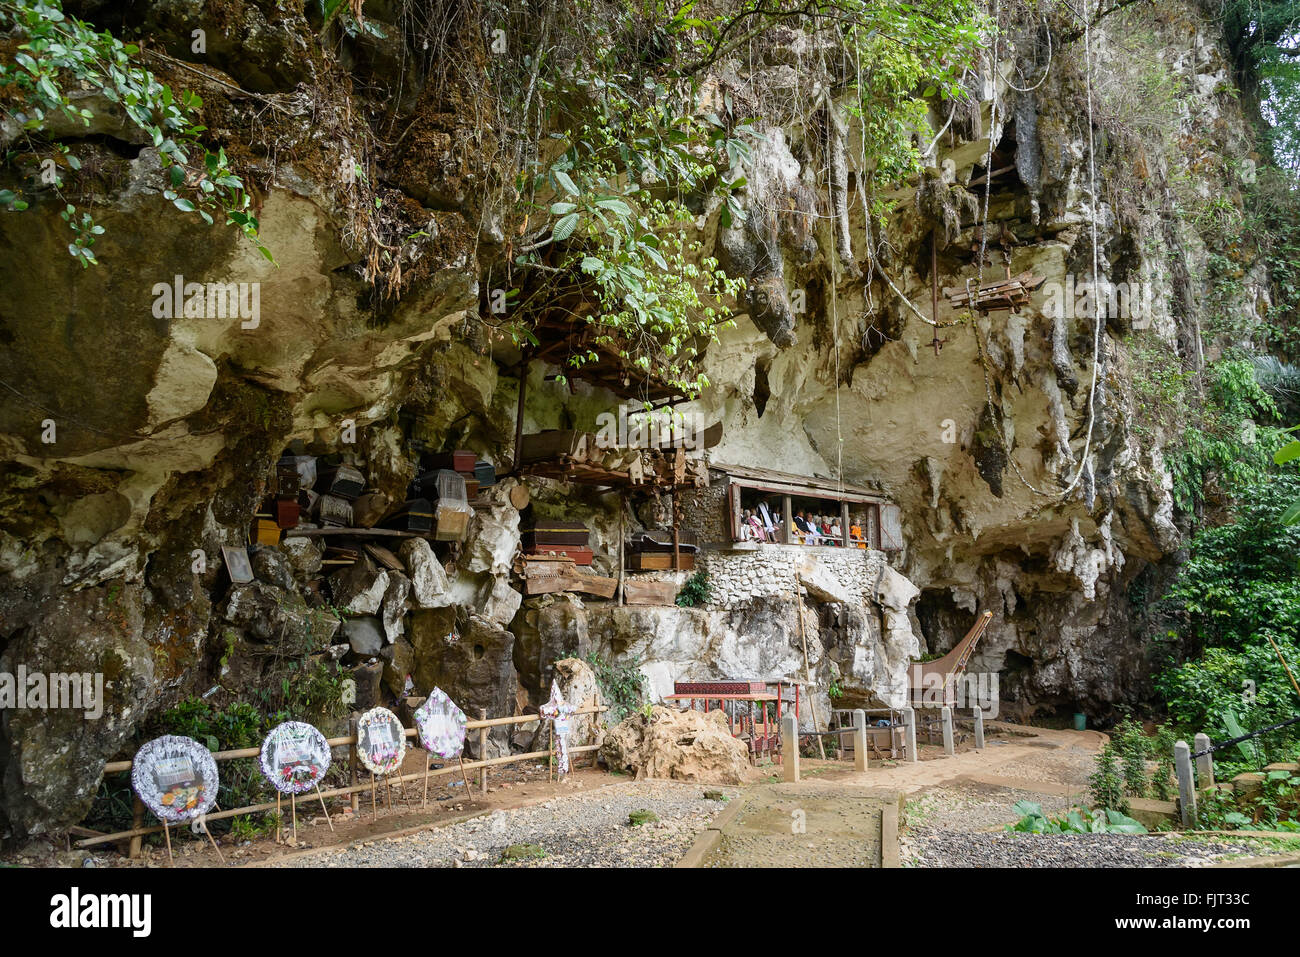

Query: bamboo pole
315;784;334;831
129;796;144;860
201;820;225;864
348;715;359;813
478;708;488;795
617;490;626;606
1266;635;1300;703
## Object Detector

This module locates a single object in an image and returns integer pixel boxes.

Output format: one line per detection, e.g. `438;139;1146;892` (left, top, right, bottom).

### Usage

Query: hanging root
824;99;861;279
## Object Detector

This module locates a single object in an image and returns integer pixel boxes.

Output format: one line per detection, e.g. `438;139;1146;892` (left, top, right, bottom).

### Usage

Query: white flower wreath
355;706;406;775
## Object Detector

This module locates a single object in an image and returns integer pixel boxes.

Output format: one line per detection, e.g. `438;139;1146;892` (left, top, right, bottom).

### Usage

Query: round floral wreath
415;687;468;759
259;721;332;795
131;734;219;824
355;706;406;775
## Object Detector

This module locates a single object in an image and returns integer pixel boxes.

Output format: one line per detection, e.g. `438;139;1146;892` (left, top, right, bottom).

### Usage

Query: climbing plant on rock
0;0;270;264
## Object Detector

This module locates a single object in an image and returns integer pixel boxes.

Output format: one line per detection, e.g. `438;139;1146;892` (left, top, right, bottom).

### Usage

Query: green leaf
552;169;579;197
551;212;580;242
1275;440;1300;465
1281;497;1300;526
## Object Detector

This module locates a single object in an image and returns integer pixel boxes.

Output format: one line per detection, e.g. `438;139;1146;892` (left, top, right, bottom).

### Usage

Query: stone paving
701;783;896;867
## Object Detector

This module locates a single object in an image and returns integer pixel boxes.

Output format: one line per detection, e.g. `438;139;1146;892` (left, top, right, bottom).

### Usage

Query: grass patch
628;809;659;826
500;842;547;861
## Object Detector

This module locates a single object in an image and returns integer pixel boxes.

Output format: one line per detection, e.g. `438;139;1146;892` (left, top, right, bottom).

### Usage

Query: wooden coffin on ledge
623;579;679;605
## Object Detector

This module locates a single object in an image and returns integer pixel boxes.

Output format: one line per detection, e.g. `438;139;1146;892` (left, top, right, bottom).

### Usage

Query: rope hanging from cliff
1002;13;1054;94
970;0;1053;499
1056;0;1106;501
967;0;1104;502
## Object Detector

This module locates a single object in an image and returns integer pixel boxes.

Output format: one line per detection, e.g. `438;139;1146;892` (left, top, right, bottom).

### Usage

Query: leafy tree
1154;473;1300;752
491;0;988;399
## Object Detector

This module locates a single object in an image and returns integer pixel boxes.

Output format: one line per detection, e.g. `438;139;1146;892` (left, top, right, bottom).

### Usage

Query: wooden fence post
128;796;144;860
853;709;868;773
781;714;800;782
973;707;985;749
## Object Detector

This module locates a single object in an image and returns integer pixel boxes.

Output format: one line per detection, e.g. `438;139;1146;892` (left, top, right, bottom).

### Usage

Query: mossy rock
628;809;659;826
703;789;727;801
500;842;546;861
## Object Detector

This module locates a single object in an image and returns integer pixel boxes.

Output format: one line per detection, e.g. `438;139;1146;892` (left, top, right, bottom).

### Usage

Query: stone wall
699;542;886;610
674;479;729;545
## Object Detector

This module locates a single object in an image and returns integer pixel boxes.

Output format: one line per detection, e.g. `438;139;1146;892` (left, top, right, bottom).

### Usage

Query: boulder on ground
600;706;761;785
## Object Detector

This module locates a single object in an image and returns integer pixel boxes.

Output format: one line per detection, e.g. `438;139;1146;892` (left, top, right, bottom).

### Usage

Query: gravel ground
270;780;738;868
906;829;1275;867
904;783;1076;833
903;782;1292;867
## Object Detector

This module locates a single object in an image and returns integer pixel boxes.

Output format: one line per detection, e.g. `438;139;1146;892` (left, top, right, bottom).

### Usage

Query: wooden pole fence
82;705;605;853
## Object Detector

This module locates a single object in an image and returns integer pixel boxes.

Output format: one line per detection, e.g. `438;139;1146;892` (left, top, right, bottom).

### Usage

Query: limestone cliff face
677;7;1251;717
0;0;1261;836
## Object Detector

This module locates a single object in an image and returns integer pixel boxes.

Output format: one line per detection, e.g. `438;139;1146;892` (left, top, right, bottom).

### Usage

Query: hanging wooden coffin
474;461;497;488
381;498;434;533
314;464;365;501
626;551;694;571
274;459;301;499
628;529;698;553
461;476;481;499
623;579;679;605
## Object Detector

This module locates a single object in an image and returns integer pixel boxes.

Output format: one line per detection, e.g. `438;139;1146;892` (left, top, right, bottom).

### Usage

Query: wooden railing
77;704;607;856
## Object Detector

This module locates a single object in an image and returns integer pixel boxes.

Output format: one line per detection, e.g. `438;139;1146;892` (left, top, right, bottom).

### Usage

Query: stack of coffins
412;449;493;505
273;458;302;529
521;519;591;564
405;468;473;541
312;463;365;527
626;529;698;570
